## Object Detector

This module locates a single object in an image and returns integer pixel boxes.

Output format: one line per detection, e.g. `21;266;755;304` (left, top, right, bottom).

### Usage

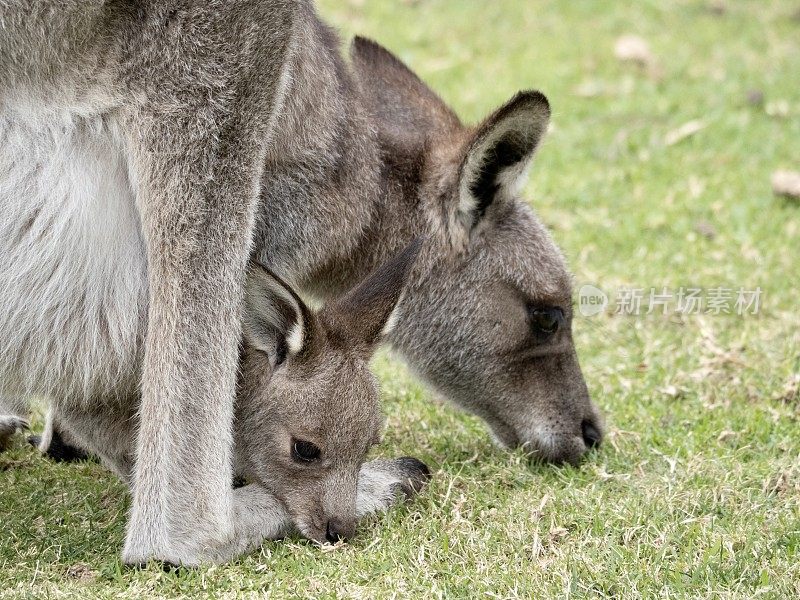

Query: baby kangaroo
234;241;431;544
7;242;429;561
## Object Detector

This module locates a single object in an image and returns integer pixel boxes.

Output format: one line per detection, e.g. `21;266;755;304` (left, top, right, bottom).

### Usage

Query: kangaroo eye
530;307;563;337
292;439;321;462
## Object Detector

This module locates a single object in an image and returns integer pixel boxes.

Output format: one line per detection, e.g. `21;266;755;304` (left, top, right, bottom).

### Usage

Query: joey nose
581;419;602;449
325;519;354;543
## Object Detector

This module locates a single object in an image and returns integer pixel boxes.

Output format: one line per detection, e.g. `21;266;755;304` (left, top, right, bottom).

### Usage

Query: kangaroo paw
356;456;432;518
29;428;90;462
391;456;431;499
0;415;29;451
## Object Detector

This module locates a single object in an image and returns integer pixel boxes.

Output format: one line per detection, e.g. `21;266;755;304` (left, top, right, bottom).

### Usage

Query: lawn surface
1;1;798;598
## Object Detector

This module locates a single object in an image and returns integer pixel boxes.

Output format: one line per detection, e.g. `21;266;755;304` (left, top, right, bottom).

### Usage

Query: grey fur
250;31;605;462
6;246;428;554
0;1;425;565
0;0;601;564
0;244;428;562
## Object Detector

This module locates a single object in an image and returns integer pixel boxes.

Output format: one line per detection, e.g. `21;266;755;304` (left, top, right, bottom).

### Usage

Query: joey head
235;240;429;543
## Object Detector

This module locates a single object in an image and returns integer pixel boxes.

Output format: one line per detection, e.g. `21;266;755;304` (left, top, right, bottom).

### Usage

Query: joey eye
292;439;321;463
530;307;563;337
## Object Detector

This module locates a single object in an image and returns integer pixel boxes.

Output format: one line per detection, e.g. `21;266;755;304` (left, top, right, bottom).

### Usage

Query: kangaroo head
352;38;603;465
234;241;420;544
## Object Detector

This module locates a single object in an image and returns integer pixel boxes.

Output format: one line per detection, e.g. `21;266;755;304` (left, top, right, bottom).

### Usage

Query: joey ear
243;262;312;369
457;91;551;230
350;36;460;140
326;238;423;353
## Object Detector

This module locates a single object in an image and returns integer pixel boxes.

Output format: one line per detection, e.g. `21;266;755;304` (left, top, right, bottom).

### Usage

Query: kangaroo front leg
113;7;294;565
43;403;135;481
122;113;273;566
28;408;91;464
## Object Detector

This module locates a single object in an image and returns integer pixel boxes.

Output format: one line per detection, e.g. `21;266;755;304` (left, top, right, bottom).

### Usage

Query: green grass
2;1;799;597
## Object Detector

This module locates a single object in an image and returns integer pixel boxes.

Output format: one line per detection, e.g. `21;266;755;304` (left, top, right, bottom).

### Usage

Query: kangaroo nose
581;419;602;449
325;519;353;543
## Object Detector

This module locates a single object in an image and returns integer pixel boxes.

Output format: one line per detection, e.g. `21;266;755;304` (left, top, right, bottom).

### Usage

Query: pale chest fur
0;112;147;403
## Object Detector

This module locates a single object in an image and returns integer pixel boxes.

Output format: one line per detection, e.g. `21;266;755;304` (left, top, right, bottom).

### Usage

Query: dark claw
394;456;432;498
31;428;90;463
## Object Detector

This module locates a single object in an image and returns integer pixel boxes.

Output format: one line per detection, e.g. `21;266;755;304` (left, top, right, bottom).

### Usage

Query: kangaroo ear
326;238;423;353
457;91;550;231
243;263;312;369
350;36;460;141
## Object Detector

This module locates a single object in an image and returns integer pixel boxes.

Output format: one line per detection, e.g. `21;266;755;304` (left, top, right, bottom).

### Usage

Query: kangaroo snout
492;411;603;465
581;418;603;449
524;412;604;466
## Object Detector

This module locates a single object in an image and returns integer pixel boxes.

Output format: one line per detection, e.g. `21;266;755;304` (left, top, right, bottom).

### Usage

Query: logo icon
578;284;608;317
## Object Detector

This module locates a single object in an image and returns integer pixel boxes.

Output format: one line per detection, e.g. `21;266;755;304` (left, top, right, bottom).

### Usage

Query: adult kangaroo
249;27;605;457
0;0;601;565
